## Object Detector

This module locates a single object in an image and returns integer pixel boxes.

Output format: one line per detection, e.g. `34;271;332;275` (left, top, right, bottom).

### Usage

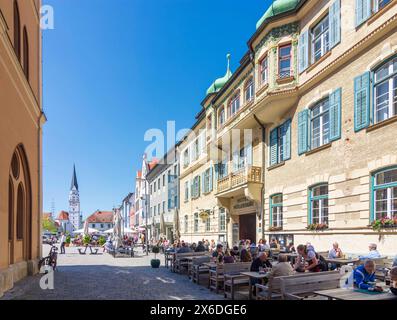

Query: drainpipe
37;111;46;262
253;115;265;241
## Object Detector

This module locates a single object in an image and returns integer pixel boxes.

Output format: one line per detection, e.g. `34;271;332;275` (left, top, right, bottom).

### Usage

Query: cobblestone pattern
1;245;225;300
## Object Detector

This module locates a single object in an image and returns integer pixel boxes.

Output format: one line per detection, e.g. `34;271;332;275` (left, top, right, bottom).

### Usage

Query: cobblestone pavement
1;245;225;300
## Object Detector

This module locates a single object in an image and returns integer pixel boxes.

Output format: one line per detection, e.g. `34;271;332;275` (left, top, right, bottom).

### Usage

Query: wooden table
241;272;270;300
224;273;250;300
203;262;218;269
314;287;397;300
325;258;359;266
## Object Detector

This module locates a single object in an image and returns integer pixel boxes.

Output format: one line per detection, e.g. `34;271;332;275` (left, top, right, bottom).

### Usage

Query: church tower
69;165;81;230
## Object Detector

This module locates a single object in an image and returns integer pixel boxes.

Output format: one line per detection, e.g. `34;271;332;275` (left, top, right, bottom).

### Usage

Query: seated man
176;242;192;254
250;252;272;272
353;260;383;292
328;242;343;270
267;254;294;287
359;243;381;260
195;241;206;252
390;267;397;295
212;244;224;263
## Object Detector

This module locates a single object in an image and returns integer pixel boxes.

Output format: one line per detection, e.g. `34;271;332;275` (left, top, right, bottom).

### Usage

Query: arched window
372;167;397;221
244;77;254;103
218;107;225;127
13;1;21;61
17;183;25;240
23;27;29;81
8;178;14;241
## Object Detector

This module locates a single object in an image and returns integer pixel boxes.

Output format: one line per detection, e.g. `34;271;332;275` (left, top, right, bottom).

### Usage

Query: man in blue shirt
353;260;383;292
359;243;381;260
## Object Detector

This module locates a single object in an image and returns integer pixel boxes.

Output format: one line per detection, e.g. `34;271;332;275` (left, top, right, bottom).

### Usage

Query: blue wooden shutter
355;0;371;27
329;88;342;141
330;0;341;48
209;167;213;192
270;128;278;166
283;120;291;160
198;175;201;196
298;30;309;73
298;109;309;155
354;72;371;131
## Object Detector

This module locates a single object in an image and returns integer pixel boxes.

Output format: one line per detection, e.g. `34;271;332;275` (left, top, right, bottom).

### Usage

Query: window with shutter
329;88;342;141
329;0;341;48
298;30;309;73
354;72;371;131
298;109;309;155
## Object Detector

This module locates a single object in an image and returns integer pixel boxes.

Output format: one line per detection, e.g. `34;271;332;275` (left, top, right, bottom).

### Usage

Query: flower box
306;223;328;231
371;218;397;231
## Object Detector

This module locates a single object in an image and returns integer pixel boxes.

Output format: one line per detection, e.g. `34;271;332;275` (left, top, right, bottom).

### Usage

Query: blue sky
43;0;272;218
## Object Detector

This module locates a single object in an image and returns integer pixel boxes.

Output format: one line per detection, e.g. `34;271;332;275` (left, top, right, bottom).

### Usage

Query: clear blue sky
42;0;272;218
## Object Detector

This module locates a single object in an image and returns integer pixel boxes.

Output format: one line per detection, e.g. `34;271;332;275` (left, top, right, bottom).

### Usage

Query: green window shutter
298;30;309;73
201;172;205;193
198;175;201;196
355;0;371;27
354;72;371;131
270;128;278;166
329;0;341;48
329;88;342;141
298;109;309;155
282;120;291;160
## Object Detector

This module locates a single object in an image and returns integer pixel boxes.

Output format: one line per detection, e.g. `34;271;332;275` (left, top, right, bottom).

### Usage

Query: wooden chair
255;272;318;300
280;271;341;300
223;262;252;299
173;252;207;273
190;256;211;284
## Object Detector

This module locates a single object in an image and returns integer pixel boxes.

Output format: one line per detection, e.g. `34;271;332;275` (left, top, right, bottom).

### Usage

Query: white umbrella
123;227;138;234
104;228;114;234
83;219;89;236
73;227;99;234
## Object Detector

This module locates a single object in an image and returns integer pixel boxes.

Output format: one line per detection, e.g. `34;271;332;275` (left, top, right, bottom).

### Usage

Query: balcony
216;166;262;195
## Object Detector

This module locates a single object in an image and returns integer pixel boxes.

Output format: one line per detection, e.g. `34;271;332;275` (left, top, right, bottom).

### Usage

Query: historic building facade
146;147;179;241
86;210;113;232
0;0;44;297
198;0;397;254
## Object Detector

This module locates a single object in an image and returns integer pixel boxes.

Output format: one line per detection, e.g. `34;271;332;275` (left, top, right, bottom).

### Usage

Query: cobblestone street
1;245;224;300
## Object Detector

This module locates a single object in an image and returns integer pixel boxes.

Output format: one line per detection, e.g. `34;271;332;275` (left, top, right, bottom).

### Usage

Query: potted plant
371;218;397;231
98;236;106;246
83;234;91;246
151;246;161;268
65;235;71;247
306;223;328;231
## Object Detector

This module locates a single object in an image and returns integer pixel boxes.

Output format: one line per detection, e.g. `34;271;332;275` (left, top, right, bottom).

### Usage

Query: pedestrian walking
59;232;66;254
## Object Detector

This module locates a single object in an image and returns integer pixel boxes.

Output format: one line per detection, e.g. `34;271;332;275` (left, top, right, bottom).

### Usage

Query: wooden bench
280;271;341;300
173;252;207;273
209;262;251;294
255;272;319;300
223;263;252;299
190;256;211;283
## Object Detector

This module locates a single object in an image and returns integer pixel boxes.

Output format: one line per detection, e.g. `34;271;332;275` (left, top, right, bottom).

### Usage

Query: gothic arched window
23;26;29;81
13;1;21;61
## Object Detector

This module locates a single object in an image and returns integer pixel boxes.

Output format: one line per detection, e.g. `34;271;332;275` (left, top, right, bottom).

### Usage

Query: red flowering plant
371;217;397;231
268;226;282;232
306;223;328;231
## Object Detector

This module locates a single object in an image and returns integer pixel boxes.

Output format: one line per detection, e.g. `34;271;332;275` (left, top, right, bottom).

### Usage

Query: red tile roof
148;158;159;170
86;210;113;223
57;211;69;221
137;170;142;178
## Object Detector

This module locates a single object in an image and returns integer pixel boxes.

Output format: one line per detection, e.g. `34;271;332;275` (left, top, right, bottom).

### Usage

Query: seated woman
294;244;322;272
240;247;252;263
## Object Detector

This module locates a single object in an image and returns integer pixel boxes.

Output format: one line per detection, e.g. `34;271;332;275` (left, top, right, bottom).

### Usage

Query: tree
42;215;57;233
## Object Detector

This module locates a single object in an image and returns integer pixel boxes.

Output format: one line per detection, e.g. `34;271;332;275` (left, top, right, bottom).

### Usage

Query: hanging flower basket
268;226;282;232
306;223;328;231
371;218;397;232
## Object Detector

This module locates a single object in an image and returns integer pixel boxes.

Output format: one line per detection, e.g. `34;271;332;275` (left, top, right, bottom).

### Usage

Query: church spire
71;164;78;191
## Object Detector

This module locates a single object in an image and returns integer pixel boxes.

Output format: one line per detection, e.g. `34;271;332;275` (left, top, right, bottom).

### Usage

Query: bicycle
38;245;58;273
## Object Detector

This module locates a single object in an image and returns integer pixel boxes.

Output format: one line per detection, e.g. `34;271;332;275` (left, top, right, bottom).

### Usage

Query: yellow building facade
0;0;44;296
180;0;397;255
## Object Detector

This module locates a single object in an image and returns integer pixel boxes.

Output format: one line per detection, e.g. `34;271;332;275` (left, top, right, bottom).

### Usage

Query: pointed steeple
71;164;78;191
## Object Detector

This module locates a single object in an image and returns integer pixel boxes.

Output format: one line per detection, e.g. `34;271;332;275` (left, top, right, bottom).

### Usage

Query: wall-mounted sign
233;197;255;210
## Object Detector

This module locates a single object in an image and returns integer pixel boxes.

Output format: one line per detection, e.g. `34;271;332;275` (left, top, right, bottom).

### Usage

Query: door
239;213;256;243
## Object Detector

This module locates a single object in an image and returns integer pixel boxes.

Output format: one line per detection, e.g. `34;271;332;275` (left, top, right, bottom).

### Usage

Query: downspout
253;115;265;242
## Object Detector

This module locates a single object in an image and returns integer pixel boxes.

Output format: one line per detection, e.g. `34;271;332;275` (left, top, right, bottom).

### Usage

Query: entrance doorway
239;213;256;243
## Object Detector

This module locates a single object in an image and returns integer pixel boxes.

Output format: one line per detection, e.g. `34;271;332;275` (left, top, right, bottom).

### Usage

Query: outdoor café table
203;262;218;270
313;287;397;300
325;258;359;266
241;271;270;300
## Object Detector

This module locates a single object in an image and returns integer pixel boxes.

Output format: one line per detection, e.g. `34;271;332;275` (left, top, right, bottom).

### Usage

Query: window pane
375;81;390;122
272;195;282;205
376;169;397;185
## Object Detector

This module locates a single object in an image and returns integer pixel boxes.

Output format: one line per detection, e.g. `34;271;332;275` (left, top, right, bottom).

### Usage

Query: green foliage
42;216;57;233
306;223;328;231
66;235;71;244
371;218;397;231
83;235;91;245
98;236;106;246
151;246;160;254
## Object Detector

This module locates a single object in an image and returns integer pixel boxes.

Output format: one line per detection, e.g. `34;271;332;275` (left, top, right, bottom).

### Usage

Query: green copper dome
206;54;233;96
256;0;300;29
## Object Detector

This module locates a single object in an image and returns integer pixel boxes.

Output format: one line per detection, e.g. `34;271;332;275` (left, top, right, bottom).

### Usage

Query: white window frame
245;77;254;103
310;98;330;149
260;56;268;85
374;57;397;124
311;14;330;63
